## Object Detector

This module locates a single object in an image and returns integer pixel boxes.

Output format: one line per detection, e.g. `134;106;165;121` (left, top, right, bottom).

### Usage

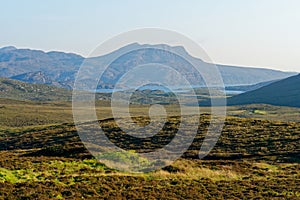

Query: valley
2;1;300;199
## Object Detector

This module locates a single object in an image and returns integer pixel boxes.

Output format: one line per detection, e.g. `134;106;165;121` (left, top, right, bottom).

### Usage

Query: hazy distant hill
227;74;300;107
0;78;71;101
216;65;293;86
0;44;297;89
225;79;278;92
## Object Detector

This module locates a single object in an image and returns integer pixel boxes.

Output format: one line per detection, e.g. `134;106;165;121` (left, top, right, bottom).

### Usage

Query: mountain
0;44;297;89
11;71;53;85
0;46;83;88
10;71;73;89
216;65;294;86
227;74;300;107
0;78;71;101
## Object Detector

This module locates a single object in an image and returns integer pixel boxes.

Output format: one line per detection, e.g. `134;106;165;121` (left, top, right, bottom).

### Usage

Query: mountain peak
118;43;190;56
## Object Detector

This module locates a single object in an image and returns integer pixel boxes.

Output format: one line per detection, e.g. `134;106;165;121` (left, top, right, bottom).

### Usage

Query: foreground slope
228;74;300;107
0;115;299;199
0;99;299;199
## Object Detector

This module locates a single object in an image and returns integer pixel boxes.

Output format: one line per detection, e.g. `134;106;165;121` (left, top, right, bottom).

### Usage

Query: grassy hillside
1;98;300;129
0;114;299;199
0;78;72;101
0;99;300;199
228;74;300;107
0;100;299;199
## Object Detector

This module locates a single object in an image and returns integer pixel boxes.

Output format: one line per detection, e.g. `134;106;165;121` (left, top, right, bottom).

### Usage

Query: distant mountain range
0;44;297;89
228;74;300;107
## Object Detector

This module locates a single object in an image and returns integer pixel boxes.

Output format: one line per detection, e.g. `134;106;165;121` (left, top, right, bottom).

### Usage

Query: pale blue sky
1;0;300;71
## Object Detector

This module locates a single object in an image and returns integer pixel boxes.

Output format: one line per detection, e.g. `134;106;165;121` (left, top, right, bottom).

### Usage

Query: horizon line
0;44;298;73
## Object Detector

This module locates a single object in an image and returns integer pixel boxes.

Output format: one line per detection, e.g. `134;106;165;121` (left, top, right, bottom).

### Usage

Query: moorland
0;98;299;199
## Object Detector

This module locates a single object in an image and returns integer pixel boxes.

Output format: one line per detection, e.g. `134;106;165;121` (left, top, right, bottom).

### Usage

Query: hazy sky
1;0;300;71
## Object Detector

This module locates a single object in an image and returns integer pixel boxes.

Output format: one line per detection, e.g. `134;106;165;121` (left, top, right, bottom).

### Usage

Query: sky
0;0;300;72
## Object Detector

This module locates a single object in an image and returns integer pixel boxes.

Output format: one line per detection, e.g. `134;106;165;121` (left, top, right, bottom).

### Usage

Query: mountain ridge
0;44;297;89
